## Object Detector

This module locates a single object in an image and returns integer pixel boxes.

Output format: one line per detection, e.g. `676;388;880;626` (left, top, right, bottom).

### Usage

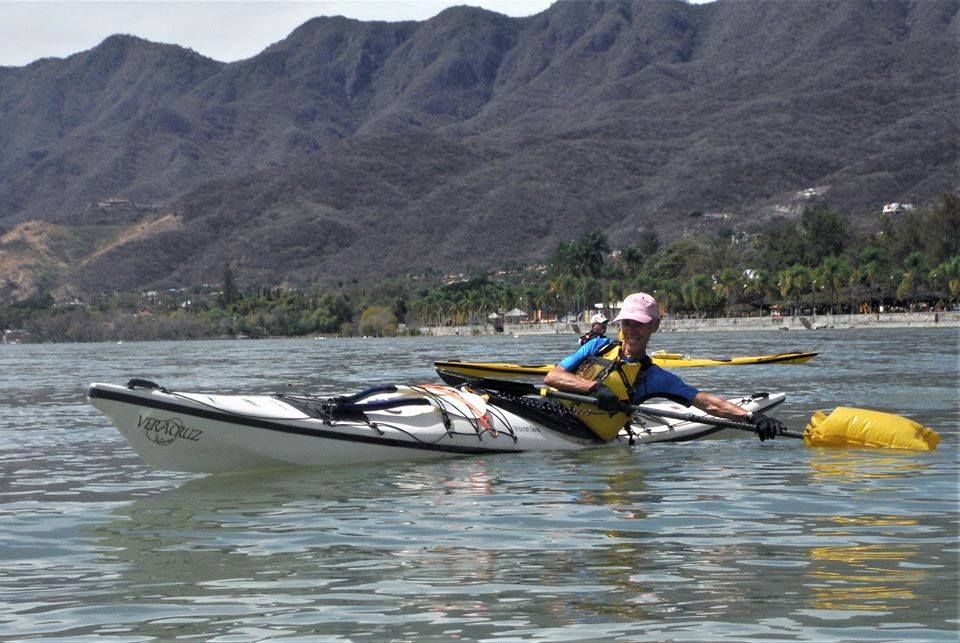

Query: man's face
619;318;658;343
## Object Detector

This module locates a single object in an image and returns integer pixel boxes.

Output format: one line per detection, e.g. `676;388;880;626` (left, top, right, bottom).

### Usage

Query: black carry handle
338;398;432;412
334;384;400;404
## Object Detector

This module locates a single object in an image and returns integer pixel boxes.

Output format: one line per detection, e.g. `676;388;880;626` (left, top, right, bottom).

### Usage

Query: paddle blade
803;407;940;451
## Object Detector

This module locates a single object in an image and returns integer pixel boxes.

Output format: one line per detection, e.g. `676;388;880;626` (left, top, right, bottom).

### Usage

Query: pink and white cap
612;292;660;324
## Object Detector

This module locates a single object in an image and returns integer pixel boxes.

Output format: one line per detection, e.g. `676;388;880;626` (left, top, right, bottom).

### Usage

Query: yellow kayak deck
434;351;817;379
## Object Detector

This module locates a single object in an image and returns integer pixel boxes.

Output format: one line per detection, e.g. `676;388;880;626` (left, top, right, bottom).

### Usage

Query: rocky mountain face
0;0;957;300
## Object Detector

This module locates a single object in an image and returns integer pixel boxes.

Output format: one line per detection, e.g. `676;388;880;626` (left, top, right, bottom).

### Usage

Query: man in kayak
579;313;609;346
545;292;785;441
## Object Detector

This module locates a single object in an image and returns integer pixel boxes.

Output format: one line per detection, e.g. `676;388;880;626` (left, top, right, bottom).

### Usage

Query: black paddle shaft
551;390;804;439
440;371;802;439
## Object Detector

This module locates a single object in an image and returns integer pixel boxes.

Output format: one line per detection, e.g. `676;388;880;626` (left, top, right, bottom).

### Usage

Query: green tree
930;256;960;304
549;275;578;318
714;267;742;316
779;265;813;315
549;230;610;279
814;256;853;314
743;269;774;311
799;205;850;263
219;263;241;308
619;245;645;278
919;194;960;265
650;239;704;283
682;274;717;318
853;245;892;309
392;297;407;324
896;251;928;309
619;230;661;277
358;306;398;337
755;218;805;272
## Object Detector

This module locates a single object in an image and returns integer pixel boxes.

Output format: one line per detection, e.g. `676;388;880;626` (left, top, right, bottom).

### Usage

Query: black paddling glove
593;384;622;413
751;413;785;442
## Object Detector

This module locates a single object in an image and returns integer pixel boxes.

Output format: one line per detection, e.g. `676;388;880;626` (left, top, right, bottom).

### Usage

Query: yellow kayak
434;351;817;380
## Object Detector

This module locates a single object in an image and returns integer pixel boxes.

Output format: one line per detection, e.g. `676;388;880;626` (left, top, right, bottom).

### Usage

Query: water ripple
1;330;957;640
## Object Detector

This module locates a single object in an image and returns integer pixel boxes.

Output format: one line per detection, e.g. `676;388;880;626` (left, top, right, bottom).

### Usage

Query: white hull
88;381;786;473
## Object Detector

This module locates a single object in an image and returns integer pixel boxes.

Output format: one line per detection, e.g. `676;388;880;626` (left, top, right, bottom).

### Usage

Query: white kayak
87;379;787;473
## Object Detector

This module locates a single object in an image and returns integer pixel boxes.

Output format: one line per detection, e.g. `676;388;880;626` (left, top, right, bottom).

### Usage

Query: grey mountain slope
0;0;957;298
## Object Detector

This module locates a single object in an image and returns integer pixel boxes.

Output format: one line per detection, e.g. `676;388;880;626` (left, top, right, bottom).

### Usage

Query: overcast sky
0;1;567;67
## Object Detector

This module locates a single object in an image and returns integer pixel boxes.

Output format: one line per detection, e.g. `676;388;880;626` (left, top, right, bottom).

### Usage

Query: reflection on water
1;329;957;640
799;450;949;619
58;445;954;641
807;541;926;612
807;451;933;481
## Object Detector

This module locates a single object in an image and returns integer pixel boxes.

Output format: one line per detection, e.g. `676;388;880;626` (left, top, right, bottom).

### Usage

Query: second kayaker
579;313;609;346
545;291;786;442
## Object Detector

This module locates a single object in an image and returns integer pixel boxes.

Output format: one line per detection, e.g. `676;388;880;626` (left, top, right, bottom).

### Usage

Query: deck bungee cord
139;379;524;447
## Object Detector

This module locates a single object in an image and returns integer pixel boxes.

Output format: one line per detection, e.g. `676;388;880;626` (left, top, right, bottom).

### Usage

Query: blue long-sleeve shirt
558;337;700;406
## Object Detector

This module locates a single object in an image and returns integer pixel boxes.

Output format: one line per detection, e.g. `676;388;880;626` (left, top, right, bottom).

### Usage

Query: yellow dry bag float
804;407;940;451
563;341;942;450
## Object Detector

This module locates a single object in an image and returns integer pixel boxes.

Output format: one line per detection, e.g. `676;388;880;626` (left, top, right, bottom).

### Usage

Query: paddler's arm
691;391;753;423
692;391;786;441
544;365;598;394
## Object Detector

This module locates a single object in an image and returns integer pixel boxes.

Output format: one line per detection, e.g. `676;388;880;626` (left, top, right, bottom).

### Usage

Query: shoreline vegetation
417;311;960;337
2;199;958;344
3;311;956;345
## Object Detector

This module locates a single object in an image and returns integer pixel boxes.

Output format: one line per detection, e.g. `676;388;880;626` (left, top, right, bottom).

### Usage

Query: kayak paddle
439;372;940;451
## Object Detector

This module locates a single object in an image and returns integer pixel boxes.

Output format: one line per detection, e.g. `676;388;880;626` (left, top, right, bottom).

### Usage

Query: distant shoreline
416;311;960;336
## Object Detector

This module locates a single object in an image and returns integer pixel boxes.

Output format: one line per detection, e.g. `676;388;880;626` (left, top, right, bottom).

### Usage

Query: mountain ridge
0;0;957;301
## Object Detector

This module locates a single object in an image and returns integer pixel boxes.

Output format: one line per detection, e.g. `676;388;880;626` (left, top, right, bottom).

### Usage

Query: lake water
1;328;957;641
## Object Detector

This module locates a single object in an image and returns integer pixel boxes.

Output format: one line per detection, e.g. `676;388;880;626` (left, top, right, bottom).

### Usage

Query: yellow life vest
567;342;651;442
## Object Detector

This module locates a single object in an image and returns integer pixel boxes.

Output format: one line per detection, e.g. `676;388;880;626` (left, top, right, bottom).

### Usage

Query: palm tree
521;283;548;321
815;256;853;314
683;274;716;318
579;230;610;277
496;285;517;318
779;265;813;315
947;258;960;304
714;267;742;317
480;283;504;324
847;265;867;314
410;296;431;327
549;275;578;319
423;290;451;327
778;268;795;314
576;276;603;321
655;283;681;320
897;251;928;309
856;246;891;309
929;256;960;305
550;240;579;278
604;281;624;315
463;288;485;325
619;245;645;278
743;268;773;313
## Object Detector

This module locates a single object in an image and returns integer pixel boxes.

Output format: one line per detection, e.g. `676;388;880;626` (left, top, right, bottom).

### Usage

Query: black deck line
87;385;523;456
481;392;604;443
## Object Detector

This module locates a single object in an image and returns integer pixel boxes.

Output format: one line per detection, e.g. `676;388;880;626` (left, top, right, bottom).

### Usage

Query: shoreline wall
416;311;960;336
